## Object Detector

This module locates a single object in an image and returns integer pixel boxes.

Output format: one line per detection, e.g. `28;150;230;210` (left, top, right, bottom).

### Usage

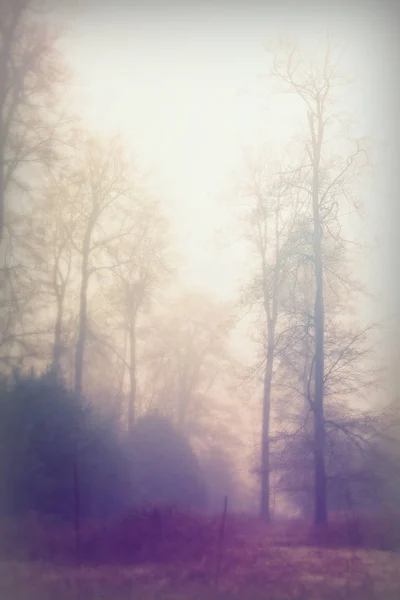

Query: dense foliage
0;371;207;521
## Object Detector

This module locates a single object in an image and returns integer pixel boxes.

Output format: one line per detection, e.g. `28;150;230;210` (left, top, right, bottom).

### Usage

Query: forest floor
1;513;400;599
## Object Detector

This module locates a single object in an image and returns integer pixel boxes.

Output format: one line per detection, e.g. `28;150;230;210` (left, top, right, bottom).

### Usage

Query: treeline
0;0;243;519
0;0;399;526
233;43;400;522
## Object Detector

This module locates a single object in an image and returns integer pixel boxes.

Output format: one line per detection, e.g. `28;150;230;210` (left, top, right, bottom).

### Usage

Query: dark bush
127;414;207;512
0;369;126;521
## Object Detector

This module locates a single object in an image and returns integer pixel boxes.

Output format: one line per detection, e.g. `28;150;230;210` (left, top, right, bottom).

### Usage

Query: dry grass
1;512;400;599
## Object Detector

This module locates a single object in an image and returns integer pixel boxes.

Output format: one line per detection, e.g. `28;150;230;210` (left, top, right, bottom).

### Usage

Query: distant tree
67;133;137;397
361;397;400;516
199;443;237;513
234;146;307;522
0;0;70;242
0;0;73;376
141;290;234;433
15;164;79;372
98;190;172;431
127;414;207;511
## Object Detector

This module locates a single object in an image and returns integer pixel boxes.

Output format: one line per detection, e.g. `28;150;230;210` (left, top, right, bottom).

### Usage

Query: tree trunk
128;306;137;432
0;5;24;245
261;340;274;522
52;289;65;370
313;262;327;525
74;228;92;396
260;200;280;523
0;27;7;246
118;325;128;397
310;110;328;526
0;129;4;245
0;69;6;246
177;383;188;431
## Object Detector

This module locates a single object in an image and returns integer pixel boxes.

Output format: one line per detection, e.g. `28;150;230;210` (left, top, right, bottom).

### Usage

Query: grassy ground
1;513;400;599
2;547;400;599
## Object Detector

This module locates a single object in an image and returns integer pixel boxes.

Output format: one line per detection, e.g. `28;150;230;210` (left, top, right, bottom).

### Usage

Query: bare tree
18;165;80;372
69;134;136;397
234;146;307;522
273;305;380;517
97;192;172;431
0;0;69;243
142;290;234;433
0;0;73;378
266;40;368;524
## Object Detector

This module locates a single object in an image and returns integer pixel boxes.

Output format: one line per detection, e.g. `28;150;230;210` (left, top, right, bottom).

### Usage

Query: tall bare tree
69;134;136;397
0;0;69;243
98;192;172;431
265;40;368;524
20;166;80;371
0;0;72;378
235;147;307;521
260;39;372;525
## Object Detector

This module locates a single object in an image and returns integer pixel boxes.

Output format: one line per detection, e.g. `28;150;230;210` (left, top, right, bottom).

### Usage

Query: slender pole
73;460;81;568
215;495;228;587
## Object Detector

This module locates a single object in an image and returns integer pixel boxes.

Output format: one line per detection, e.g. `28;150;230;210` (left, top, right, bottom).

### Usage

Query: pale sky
55;0;393;321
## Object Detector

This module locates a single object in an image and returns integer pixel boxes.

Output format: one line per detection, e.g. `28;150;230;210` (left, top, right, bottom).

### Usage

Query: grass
1;511;400;599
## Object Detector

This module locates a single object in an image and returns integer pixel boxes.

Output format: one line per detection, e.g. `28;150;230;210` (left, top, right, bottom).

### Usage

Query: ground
1;514;400;599
2;547;400;599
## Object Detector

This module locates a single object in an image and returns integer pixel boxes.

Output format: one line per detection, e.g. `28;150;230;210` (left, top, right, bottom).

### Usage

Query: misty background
1;0;400;528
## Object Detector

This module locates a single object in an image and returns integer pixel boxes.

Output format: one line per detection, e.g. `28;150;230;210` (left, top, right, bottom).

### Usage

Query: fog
1;1;400;596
